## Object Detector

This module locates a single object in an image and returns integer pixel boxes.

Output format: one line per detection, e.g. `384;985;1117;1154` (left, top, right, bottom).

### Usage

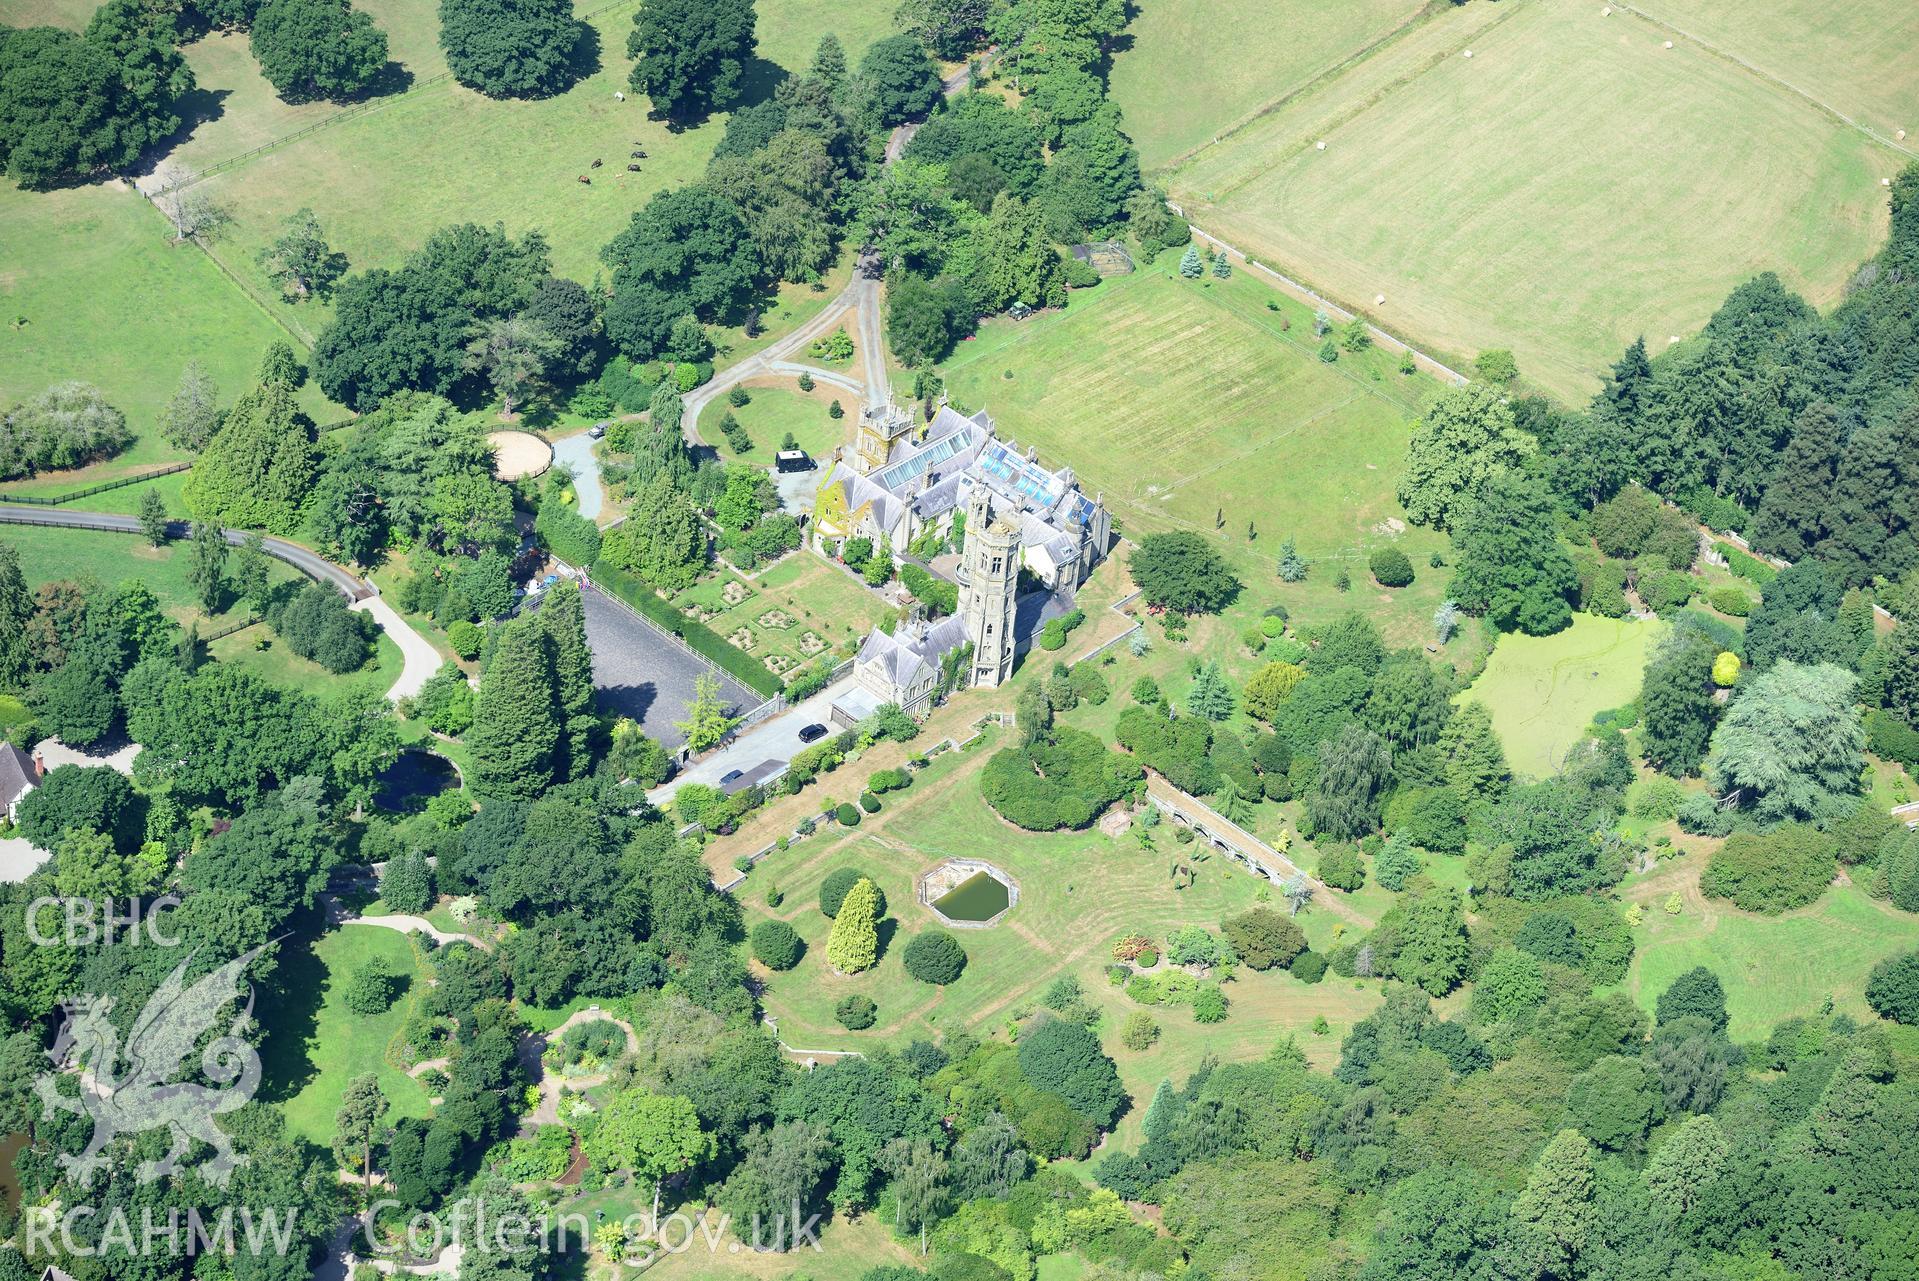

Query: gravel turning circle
487;429;552;481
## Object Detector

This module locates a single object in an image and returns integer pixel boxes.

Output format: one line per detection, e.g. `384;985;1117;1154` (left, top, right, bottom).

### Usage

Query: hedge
1707;585;1752;617
1713;541;1778;586
592;564;782;698
535;500;602;569
981;727;1142;830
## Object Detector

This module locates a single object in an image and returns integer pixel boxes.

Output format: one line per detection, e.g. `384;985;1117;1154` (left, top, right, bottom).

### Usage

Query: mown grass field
1460;615;1664;779
1108;0;1425;171
1165;0;1905;398
2;523;295;626
938;257;1452;642
1621;860;1919;1042
3;0;894;465
263;925;436;1148
1632;0;1919;141
3;522;401;695
739;729;1385;1121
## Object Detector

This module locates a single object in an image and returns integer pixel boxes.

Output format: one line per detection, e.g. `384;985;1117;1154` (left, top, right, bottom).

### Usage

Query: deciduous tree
625;0;756;121
251;0;389;103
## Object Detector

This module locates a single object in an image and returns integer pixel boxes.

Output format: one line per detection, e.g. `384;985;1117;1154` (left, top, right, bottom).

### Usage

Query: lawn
0;182;325;439
937;254;1451;643
184;0;897;345
696;381;850;467
1164;0;1904;398
1460;614;1665;780
1621;860;1919;1041
263;925;436;1149
668;551;888;680
209;624;404;702
739;735;1384;1125
1108;0;1427;171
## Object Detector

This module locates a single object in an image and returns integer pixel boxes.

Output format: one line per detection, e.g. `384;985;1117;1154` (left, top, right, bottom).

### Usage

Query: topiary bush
750;919;802;970
818;866;886;917
859;791;881;813
835;995;877;1030
1290;950;1328;983
1707;586;1752;617
1192;985;1228;1023
447;620;483;659
1318;846;1365;891
902;929;968;985
836;802;862;827
1865;950;1919;1025
1700;825;1837;913
981;727;1143;830
1369;547;1414;588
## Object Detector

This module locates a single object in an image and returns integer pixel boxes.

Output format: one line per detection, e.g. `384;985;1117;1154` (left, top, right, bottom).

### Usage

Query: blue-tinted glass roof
977;439;1064;507
876;429;970;492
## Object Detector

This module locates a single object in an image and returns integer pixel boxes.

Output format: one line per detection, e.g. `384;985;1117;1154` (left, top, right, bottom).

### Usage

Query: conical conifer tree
468;617;560;799
539;579;596;779
826;877;880;973
1749;402;1844;560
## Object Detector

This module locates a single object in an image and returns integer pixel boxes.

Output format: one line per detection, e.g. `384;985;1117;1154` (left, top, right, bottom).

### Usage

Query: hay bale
1374;294;1386;305
1663;40;1674;48
1315;140;1327;151
1463;49;1473;58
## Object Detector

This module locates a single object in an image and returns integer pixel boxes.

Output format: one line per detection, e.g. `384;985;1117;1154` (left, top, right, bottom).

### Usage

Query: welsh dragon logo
36;946;268;1187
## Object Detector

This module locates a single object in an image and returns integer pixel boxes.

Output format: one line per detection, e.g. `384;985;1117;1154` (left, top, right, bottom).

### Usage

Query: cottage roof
0;742;34;807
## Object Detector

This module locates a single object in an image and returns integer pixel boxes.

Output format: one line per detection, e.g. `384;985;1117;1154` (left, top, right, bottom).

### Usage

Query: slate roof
820;405;1097;571
0;742;35;807
856;614;969;689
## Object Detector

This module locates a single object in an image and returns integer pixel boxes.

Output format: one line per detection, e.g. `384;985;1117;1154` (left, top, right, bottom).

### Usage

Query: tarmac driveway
581;584;756;750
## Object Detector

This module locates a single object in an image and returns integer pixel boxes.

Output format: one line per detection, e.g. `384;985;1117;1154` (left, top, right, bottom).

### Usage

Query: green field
3;523;400;695
0;183;323;435
1461;614;1664;779
3;0;895;460
938;256;1452;641
1109;0;1425;171
1624;864;1919;1041
698;381;850;466
1165;0;1905;398
263;925;436;1148
741;734;1384;1130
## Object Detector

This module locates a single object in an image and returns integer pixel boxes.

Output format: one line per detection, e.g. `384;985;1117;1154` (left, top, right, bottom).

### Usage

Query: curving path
518;1006;639;1130
0;506;438;703
550;432;605;522
321;896;494;950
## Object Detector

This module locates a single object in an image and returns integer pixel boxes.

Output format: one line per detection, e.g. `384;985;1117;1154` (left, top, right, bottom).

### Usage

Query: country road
0;505;438;701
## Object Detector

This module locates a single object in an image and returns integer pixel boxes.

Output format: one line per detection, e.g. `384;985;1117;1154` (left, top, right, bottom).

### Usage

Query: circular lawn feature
487;429;552;481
